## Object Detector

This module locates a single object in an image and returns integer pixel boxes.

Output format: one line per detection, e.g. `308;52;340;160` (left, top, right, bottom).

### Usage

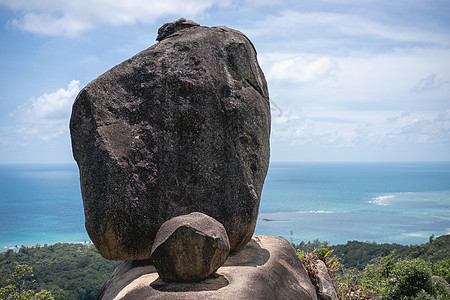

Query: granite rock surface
70;19;270;260
97;236;318;300
151;212;230;282
314;259;338;300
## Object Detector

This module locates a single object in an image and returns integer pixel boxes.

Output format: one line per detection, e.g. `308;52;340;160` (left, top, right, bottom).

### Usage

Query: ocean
1;162;449;251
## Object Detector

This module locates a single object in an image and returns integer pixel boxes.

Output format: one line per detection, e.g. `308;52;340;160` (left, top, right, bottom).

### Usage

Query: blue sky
0;0;449;163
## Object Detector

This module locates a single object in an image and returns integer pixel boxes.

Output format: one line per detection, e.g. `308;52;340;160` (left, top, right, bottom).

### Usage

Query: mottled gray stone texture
151;212;230;282
97;236;318;300
70;19;270;260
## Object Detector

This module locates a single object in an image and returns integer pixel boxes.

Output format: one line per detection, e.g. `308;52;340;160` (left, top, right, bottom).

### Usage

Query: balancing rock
97;236;318;300
70;18;270;260
150;212;230;282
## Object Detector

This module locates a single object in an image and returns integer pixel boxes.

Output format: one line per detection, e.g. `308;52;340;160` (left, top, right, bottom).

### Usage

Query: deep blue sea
1;162;449;251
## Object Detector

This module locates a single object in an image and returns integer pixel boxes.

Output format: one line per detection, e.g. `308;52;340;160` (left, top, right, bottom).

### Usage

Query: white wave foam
403;231;432;238
293;210;336;214
369;195;395;206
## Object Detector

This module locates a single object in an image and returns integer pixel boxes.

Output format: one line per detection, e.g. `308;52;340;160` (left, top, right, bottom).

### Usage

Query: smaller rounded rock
151;212;230;282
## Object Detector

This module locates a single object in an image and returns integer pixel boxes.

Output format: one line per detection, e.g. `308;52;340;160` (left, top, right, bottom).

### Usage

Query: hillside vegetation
0;243;118;299
331;234;449;270
295;234;450;299
0;235;448;299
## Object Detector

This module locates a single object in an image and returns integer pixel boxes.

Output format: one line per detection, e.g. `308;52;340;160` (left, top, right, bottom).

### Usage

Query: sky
0;0;449;163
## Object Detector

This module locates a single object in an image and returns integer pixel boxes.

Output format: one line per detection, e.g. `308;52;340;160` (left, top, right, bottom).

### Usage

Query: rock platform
97;236;318;300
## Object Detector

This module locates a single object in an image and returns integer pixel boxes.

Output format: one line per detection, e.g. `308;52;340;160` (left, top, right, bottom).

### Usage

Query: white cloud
2;1;449;162
11;80;80;142
261;53;338;85
257;12;450;160
392;110;450;144
247;10;450;49
278;47;450;112
270;105;450;159
411;73;449;94
1;0;224;36
9;13;92;37
13;80;80;121
270;109;352;148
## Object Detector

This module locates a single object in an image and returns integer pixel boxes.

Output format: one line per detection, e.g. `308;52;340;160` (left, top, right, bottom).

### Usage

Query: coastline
2;239;93;253
1;162;449;253
3;233;448;254
0;232;91;253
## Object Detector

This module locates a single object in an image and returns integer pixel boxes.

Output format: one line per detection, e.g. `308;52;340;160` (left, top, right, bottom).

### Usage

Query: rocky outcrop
313;260;338;300
156;18;199;41
97;236;318;300
151;212;230;282
70;18;270;260
69;17;320;300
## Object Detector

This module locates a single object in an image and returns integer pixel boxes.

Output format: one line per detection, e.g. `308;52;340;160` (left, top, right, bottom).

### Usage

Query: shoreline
3;233;448;254
1;239;93;253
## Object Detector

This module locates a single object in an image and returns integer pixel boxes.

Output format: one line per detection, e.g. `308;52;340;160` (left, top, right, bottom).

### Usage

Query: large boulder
151;212;230;282
70;18;270;260
97;236;318;300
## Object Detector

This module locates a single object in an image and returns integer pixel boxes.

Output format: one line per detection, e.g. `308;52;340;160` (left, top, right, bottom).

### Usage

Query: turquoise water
255;162;450;245
1;162;449;251
0;164;87;250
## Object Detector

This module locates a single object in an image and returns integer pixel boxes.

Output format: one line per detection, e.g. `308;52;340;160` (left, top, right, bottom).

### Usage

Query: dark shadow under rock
150;274;229;292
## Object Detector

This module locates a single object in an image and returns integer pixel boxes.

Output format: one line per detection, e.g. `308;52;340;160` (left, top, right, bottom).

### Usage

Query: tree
10;265;34;294
0;265;54;300
384;259;433;299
